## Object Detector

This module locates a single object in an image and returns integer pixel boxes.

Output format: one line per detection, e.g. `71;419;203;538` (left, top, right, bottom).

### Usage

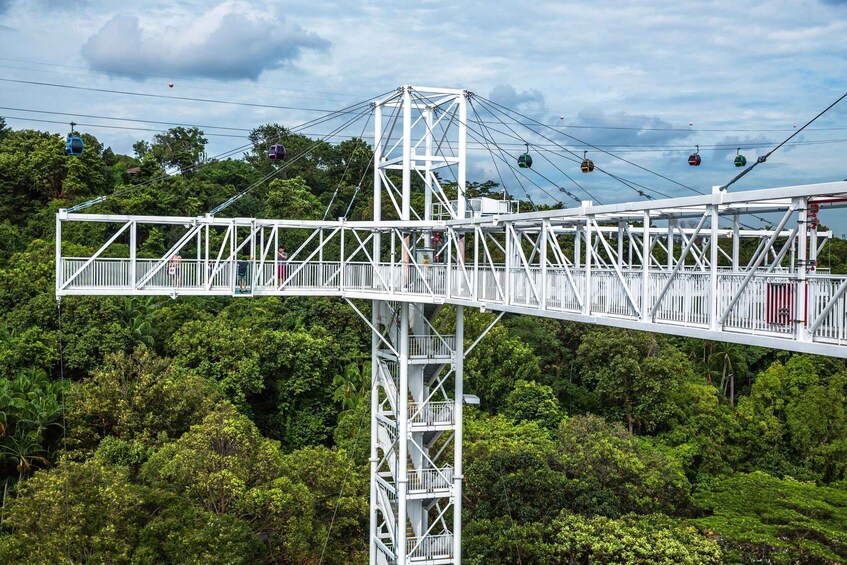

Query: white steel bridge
55;86;847;565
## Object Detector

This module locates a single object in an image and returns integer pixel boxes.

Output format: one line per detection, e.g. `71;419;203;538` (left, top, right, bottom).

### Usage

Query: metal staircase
371;300;463;564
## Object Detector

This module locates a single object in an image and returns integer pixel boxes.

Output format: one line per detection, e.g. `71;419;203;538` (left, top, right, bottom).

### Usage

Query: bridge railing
407;533;453;561
408;466;454;494
57;256;847;348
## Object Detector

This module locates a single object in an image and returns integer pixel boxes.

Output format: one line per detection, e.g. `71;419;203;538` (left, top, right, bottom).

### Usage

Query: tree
122;296;159;349
150;127;208;173
504;379;563;430
141;403;286;514
464;313;542;411
694;471;847;563
277;446;369;563
0;459;155;564
557;414;692;517
264;176;323;220
577;328;688;433
67;347;219;455
168;318;263;410
463;412;573;524
552;512;721;564
463;517;554;564
708;341;747;405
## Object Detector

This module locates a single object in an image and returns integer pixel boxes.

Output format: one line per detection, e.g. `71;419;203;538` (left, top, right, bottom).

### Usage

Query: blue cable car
66;122;84;156
268;144;287;161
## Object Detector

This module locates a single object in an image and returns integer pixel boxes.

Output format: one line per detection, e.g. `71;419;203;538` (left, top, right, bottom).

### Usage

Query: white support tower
370;87;469;565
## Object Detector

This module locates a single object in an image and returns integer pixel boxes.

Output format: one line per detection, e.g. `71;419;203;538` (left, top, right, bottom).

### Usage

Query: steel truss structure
56;86;847;564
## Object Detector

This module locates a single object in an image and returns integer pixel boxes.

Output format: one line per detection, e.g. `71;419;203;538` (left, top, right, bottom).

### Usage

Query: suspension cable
721;90;847;191
208;105;373;216
66;92;394;213
323;113;372;220
476;95;704;196
472;96;673;203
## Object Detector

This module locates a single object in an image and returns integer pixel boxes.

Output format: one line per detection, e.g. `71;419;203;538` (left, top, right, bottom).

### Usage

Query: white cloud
81;1;328;80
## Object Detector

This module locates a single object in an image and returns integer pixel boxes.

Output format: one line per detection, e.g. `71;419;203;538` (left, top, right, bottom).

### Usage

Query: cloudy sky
1;0;846;209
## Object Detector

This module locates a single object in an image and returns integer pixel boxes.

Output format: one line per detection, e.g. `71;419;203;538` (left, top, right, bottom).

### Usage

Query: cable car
580;151;595;173
268;144;287;161
734;148;747;167
688;145;701;166
517;144;532;168
65;122;84;156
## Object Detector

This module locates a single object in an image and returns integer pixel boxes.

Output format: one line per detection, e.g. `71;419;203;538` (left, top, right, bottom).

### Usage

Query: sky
1;0;846;214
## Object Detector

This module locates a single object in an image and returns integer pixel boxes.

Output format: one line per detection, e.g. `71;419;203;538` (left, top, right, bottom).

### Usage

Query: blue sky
1;0;846;210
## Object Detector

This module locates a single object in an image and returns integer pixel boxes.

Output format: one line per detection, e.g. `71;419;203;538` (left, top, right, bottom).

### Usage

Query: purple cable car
268;144;287;161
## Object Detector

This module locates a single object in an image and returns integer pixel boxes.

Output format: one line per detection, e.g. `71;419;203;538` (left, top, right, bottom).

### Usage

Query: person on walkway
168;253;182;287
277;247;288;284
237;256;250;293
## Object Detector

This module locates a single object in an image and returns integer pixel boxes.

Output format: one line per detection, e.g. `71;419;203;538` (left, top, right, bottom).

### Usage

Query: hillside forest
1;117;847;564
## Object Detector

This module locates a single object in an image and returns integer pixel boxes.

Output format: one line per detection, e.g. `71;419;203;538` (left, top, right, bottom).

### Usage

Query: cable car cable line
66;94;390;213
1;115;251;138
208;105;374;216
465;102;545;210
468;100;588;204
469;99;660;202
0;77;378;115
0;105;253;132
471;98;669;204
7;108;847;154
322;113;372;220
720;89;847;191
476;95;705;196
0;55;369;101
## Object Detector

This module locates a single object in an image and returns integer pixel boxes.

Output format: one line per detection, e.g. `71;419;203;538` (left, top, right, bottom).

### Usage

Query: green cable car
518;143;532;168
734;148;747;167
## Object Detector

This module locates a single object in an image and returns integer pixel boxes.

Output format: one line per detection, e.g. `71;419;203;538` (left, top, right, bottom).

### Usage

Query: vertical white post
230;222;236;291
369;301;380;565
617;222;624;269
796;198;809;341
583;218;593;315
457;93;467;220
369;99;383;565
397;303;410;565
205;223;210;288
504;224;511;305
453;305;464;565
130;220;137;289
273;227;278;286
373;101;383;274
402;87;412;221
474;227;479;301
425;107;433;233
641;211;650;321
667;219;675;269
710;188;720;330
541;221;548;308
574;225;582;268
732;212;740;270
55;213;63;293
340;225;346;291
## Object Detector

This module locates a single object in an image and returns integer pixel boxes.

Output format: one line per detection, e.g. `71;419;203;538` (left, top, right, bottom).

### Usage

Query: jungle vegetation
1;117;847;563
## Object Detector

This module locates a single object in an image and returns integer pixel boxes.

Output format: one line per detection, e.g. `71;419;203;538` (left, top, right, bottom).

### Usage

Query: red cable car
688;145;701;166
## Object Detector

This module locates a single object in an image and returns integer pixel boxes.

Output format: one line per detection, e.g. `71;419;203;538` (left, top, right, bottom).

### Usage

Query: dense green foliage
2;123;847;563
